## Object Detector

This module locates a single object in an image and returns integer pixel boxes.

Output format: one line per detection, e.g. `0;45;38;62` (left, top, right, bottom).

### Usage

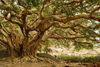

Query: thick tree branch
40;0;47;19
50;35;85;39
89;6;100;17
53;13;100;23
1;0;7;4
0;38;8;45
64;0;83;5
54;22;100;29
52;6;100;23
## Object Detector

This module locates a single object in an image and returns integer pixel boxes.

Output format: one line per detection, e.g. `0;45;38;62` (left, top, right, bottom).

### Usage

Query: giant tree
0;0;100;58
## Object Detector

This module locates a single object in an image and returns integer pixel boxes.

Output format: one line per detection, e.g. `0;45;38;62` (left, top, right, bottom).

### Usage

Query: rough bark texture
0;50;60;63
8;45;38;58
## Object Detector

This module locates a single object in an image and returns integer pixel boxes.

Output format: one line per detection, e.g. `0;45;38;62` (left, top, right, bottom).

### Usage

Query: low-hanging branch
0;0;100;57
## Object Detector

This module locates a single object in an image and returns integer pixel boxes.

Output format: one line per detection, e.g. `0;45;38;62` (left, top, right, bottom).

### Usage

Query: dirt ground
0;61;65;67
0;50;65;67
0;50;97;67
0;60;96;67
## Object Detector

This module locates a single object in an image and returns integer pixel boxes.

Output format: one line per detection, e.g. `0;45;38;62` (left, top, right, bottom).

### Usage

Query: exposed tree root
6;53;61;64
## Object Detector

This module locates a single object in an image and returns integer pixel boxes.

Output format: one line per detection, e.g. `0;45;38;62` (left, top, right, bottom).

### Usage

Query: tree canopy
0;0;100;57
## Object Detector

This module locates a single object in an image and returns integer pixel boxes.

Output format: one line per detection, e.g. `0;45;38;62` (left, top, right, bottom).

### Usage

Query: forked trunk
8;43;39;58
7;30;44;58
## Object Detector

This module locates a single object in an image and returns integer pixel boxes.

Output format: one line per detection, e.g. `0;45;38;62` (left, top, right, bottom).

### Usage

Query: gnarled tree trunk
7;31;44;58
7;42;39;58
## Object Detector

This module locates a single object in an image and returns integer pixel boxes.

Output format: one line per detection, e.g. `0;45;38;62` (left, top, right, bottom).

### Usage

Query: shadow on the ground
1;50;100;67
0;50;9;58
0;50;60;63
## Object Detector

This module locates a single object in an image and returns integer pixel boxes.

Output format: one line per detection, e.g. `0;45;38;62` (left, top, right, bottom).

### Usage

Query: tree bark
8;43;39;58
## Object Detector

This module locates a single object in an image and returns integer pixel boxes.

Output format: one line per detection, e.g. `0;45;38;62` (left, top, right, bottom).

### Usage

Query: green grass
57;54;100;62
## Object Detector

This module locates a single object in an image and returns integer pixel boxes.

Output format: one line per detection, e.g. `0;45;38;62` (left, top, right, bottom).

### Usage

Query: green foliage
38;45;42;52
25;0;41;6
44;40;52;53
2;22;9;28
13;6;21;13
57;54;100;62
38;40;52;53
43;45;52;53
0;0;100;53
55;0;74;16
74;43;94;51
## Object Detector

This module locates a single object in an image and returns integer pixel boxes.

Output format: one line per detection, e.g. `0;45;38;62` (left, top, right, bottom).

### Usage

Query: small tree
0;0;100;58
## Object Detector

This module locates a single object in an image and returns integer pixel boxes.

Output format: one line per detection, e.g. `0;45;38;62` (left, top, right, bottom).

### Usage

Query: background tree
0;0;100;58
